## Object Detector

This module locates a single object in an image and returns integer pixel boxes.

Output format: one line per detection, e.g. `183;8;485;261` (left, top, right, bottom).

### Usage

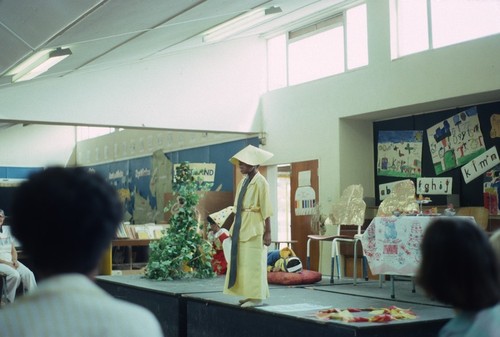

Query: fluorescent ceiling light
202;6;282;43
10;47;72;83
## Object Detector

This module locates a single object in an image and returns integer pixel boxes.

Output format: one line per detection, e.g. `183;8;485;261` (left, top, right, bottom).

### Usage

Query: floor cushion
267;269;322;285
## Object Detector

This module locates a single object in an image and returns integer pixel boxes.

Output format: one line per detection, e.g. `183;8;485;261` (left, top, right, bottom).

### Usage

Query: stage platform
96;274;453;337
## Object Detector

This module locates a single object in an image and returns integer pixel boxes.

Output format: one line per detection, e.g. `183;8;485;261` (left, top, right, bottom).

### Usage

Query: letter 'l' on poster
461;147;500;184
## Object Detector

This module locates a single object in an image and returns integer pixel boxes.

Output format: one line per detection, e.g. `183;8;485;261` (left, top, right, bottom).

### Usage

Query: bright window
391;0;500;59
431;0;500;48
390;0;429;58
289;27;345;86
267;34;287;91
346;4;369;69
267;3;368;89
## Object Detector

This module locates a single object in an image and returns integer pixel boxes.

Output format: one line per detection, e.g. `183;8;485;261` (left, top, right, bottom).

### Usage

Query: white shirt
0;274;164;337
0;229;13;262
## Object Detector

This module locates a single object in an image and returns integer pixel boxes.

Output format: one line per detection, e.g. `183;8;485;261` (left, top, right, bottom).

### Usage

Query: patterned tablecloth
361;216;474;276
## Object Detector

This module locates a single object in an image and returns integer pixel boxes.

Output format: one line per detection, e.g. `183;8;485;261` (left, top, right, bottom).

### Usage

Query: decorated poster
427;107;485;175
377;130;423;178
294;170;316;215
484;164;500;215
490;114;500;138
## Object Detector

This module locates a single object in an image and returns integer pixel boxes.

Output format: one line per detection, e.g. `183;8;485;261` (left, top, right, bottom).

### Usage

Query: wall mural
85;138;258;224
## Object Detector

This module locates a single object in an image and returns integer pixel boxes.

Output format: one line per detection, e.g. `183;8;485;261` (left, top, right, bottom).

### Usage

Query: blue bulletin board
86;137;259;223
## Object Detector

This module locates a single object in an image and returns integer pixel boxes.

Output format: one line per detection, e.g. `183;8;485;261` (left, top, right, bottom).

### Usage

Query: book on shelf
115;223;169;240
115;222;129;239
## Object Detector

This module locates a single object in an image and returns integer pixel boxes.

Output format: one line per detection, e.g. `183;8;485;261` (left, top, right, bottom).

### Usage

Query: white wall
0;124;76;167
75;129;257;165
261;0;500;205
259;0;500;274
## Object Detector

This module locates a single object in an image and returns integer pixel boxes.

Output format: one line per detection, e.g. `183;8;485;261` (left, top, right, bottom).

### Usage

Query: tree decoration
145;162;215;280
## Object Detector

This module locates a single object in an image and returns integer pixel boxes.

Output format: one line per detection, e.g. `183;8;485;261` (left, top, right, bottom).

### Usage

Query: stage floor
96;274;454;337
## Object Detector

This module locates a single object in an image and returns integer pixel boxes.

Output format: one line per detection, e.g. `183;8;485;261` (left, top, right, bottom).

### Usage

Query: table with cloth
361;216;475;276
360;216;474;298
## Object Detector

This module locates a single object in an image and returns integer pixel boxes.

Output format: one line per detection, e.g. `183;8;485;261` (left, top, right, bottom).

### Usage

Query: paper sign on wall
173;163;216;183
379;180;410;201
461;146;500;184
294;170;316;215
416;177;453;195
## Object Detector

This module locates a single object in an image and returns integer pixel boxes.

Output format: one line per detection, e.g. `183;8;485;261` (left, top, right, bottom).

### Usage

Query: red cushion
267;269;322;285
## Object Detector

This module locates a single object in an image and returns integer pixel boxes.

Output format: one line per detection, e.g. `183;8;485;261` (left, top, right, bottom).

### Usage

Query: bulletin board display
373;101;500;207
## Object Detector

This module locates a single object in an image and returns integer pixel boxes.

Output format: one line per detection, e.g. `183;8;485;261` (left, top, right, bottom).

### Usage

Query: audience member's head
417;217;500;311
490;229;500;268
11;166;123;278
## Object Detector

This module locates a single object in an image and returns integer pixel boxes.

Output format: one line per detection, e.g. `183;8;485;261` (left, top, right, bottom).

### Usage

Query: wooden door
290;160;319;270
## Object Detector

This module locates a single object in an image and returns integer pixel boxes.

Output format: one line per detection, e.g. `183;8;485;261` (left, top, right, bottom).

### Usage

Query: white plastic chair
306;185;367;284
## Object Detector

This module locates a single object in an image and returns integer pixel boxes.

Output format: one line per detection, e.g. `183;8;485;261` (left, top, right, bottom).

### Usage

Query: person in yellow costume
224;144;273;308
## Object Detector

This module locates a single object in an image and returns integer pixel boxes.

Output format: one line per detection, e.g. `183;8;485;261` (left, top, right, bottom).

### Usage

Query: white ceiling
0;0;348;87
0;0;348;130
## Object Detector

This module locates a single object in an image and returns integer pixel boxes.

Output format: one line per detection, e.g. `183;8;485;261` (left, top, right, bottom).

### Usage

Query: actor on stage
207;207;233;275
223;144;273;308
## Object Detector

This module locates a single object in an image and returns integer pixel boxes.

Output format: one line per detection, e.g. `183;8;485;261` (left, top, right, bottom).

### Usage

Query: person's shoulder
461;304;500;337
254;172;269;184
107;299;163;335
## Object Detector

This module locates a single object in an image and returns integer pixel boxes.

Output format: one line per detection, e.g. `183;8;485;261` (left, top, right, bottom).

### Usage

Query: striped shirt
0;274;164;337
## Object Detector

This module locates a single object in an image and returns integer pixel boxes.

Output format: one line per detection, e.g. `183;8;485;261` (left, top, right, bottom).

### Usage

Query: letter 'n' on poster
461;146;500;184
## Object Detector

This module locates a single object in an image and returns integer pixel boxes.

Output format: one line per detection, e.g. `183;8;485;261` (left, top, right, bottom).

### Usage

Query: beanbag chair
267;269;322;285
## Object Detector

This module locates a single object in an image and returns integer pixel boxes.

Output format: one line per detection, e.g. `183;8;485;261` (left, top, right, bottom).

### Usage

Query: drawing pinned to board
427;106;485;175
377;130;423;178
294;170;316;216
484;164;500;215
490;114;500;138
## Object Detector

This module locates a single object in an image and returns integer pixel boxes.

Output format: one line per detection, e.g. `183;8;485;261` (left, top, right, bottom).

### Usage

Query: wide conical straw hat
229;145;273;166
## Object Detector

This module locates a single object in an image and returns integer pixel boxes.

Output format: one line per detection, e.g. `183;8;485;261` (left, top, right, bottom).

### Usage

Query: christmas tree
145;162;215;280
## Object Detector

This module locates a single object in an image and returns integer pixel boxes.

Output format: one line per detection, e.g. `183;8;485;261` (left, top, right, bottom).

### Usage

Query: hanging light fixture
10;47;72;83
202;6;282;43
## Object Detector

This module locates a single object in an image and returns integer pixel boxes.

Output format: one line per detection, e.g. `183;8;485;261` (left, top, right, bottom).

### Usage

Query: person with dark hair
207;206;232;275
0;167;163;337
0;209;36;304
224;145;274;308
417;217;500;337
490;229;500;269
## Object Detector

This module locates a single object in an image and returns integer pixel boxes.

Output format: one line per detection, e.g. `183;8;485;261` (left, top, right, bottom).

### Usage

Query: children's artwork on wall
490;114;500;138
294;170;316;216
461;146;500;184
377;130;423;178
150;150;173;224
427;106;485;175
416;177;452;195
484;164;500;215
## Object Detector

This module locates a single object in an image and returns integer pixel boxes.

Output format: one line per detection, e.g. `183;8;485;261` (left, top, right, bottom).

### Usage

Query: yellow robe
223;172;273;299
